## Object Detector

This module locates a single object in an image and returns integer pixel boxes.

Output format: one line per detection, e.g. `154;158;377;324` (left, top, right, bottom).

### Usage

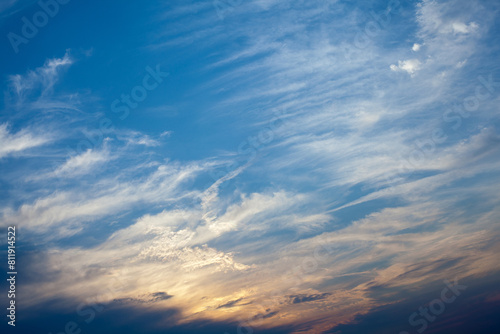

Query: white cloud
139;243;250;272
412;43;422;51
9;51;72;101
52;149;110;177
451;21;478;34
0;161;210;237
390;59;422;75
416;0;481;36
456;59;467;68
0;123;50;158
117;130;160;147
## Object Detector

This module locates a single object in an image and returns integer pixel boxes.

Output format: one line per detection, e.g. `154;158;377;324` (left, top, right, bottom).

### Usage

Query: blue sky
1;0;500;333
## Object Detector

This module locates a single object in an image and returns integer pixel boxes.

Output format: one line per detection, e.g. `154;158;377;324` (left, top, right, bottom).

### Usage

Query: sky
1;0;500;333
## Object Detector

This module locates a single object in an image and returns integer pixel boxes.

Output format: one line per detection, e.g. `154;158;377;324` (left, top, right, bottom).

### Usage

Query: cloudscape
1;0;500;333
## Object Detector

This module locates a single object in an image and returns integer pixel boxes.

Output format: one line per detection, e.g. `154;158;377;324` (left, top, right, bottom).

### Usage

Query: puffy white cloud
390;59;422;75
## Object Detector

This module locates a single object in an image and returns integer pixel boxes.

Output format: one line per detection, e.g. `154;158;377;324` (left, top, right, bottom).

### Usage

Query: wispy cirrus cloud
0;123;51;158
8;51;73;102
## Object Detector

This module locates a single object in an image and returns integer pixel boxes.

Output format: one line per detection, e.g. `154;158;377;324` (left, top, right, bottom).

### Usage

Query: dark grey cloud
150;291;174;302
251;310;279;320
216;297;244;309
112;291;173;305
216;297;252;309
289;293;331;304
